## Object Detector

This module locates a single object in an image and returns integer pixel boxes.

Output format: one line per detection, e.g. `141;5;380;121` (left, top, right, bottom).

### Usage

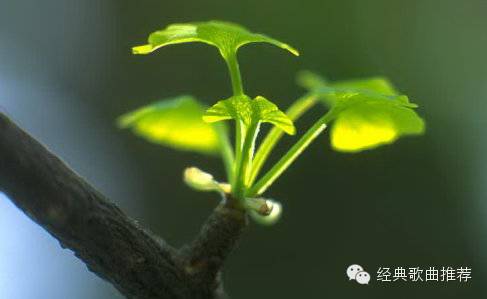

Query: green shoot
249;93;317;185
119;21;425;225
248;110;336;197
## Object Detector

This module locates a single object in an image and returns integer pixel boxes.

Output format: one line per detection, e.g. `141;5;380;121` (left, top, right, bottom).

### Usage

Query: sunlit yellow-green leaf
133;20;299;58
298;71;425;153
332;77;398;95
330;98;424;152
118;96;221;154
203;95;295;135
298;70;397;95
298;71;402;106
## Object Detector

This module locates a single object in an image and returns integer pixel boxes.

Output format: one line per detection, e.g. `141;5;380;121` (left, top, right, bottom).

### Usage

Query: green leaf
203;95;296;135
329;96;425;152
118;95;222;154
298;71;402;106
132;20;299;58
298;71;425;153
298;71;397;95
332;77;398;95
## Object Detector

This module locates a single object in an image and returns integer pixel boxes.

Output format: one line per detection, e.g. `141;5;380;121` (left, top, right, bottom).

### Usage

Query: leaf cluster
119;21;425;224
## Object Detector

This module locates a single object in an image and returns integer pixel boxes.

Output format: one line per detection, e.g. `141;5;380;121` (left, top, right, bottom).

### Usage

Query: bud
183;167;218;191
217;183;232;194
248;198;282;225
244;197;274;216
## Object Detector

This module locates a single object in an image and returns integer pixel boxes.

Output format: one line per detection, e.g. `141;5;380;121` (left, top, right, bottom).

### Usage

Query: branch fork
0;113;246;299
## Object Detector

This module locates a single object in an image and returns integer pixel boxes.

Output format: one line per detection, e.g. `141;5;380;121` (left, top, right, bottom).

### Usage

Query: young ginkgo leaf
331;77;399;96
297;71;399;96
132;20;299;58
299;71;425;152
330;96;424;152
203;95;296;135
118;95;221;154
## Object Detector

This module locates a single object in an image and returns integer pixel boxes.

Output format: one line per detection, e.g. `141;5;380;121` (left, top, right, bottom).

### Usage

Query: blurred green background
1;0;487;298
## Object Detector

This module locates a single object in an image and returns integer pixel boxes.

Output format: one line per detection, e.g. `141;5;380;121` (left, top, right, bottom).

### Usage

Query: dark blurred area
1;0;487;298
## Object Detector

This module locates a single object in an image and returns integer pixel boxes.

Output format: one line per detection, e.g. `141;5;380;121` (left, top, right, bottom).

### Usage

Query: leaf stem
224;53;244;96
248;111;335;197
249;93;317;185
214;123;235;183
222;52;247;194
232;120;245;186
234;121;260;199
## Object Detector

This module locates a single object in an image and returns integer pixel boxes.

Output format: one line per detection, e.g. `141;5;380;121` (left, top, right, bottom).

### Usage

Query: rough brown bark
0;112;247;299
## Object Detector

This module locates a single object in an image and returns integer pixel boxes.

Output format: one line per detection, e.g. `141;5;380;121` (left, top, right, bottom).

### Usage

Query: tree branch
0;112;247;299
